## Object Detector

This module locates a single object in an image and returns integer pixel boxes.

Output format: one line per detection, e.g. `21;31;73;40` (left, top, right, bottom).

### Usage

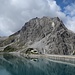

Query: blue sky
56;0;75;11
0;0;75;36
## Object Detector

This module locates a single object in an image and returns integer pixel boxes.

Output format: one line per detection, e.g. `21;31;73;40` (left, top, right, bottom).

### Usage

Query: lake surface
0;53;75;75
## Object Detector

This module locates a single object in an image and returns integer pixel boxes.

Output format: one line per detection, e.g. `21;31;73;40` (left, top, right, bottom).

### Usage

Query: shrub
4;46;16;52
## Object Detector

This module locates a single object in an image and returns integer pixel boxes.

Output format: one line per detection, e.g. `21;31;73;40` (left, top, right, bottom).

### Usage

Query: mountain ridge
0;16;75;55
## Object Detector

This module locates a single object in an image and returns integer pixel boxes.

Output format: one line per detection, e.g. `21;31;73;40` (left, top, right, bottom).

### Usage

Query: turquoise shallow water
0;54;75;75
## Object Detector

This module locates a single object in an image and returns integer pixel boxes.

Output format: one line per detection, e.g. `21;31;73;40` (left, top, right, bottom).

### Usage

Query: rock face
18;16;75;55
0;16;75;55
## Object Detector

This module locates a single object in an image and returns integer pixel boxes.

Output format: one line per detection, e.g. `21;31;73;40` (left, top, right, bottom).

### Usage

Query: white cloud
47;0;75;33
64;3;75;17
0;17;16;36
46;0;67;22
0;0;75;36
0;0;51;36
64;3;75;32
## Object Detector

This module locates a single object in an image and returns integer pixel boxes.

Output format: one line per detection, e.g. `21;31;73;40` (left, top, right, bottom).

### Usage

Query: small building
31;49;38;54
25;48;38;54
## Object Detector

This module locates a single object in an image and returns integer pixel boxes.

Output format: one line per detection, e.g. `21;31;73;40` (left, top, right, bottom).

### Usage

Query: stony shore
1;51;74;63
1;52;75;65
20;53;75;62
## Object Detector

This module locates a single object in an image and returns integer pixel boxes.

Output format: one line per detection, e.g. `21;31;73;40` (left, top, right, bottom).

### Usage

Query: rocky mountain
0;16;75;55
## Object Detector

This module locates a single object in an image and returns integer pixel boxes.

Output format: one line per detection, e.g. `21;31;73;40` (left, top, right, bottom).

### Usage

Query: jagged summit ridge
20;17;66;43
17;16;75;55
0;16;75;55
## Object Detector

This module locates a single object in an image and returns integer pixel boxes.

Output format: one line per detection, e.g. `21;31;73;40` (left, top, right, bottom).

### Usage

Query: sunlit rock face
0;16;75;55
19;17;75;55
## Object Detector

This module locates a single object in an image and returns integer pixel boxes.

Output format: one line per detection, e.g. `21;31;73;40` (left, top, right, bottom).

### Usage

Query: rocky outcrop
18;16;75;55
0;16;75;55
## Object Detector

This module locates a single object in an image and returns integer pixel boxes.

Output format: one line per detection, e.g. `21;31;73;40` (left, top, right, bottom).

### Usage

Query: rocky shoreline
1;52;75;65
9;52;75;62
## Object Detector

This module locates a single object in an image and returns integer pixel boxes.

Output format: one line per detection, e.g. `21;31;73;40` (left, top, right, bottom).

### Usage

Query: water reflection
0;53;75;75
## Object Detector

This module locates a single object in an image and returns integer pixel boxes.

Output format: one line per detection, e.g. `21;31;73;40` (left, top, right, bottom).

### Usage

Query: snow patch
52;22;55;27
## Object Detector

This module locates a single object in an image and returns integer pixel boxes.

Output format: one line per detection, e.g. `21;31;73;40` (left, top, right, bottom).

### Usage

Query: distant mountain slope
0;16;75;55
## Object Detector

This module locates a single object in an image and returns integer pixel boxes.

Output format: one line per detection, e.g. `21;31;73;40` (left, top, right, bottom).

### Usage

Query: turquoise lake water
0;54;75;75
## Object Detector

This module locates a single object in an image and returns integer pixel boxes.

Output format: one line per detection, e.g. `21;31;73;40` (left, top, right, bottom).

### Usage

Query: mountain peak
13;16;68;45
20;16;65;41
19;16;75;55
1;16;75;55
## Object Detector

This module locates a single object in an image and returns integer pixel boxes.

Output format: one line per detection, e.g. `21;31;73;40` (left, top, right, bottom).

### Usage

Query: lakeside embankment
20;53;75;62
2;52;75;63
